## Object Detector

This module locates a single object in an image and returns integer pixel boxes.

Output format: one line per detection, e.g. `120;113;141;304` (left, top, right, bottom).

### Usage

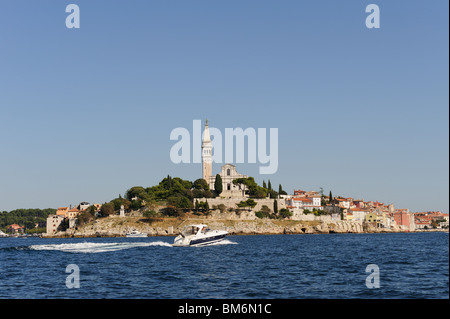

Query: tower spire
202;119;212;184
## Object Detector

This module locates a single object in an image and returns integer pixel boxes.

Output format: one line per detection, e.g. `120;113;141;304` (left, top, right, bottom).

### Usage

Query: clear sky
0;1;448;213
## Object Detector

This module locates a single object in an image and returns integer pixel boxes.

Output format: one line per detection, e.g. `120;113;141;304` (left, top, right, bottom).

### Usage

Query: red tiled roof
9;224;24;229
293;198;313;202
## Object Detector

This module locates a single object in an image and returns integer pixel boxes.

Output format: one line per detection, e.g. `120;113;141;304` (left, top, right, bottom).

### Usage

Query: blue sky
0;1;448;213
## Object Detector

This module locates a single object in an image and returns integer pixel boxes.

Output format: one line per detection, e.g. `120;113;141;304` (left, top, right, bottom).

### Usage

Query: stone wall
197;197;286;213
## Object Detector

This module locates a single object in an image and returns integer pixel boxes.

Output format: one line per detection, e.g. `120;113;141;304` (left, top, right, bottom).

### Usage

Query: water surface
0;232;448;298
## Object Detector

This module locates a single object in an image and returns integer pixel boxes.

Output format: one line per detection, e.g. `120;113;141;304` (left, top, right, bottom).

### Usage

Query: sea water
0;232;448;299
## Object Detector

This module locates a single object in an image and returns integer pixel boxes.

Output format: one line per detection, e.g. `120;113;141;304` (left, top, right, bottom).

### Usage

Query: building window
227;168;230;176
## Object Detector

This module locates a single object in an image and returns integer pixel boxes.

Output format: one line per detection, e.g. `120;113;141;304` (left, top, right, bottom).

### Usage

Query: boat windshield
182;226;200;235
182;225;208;235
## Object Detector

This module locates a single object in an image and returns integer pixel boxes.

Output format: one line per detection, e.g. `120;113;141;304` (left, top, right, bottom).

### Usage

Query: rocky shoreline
42;215;449;238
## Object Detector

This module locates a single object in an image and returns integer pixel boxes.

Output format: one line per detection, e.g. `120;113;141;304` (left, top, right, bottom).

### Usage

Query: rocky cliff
45;213;399;238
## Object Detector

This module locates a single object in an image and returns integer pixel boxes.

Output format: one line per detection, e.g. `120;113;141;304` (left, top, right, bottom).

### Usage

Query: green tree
195;199;199;212
255;205;272;219
278;208;293;219
255;211;265;219
77;211;94;226
99;202;115;217
237;199;257;211
217;204;227;213
125;186;147;201
130;200;144;210
214;174;223;196
167;195;192;210
268;189;278;199
273;199;278;214
246;199;257;209
193;178;209;191
86;205;97;215
110;197;131;211
233;177;267;199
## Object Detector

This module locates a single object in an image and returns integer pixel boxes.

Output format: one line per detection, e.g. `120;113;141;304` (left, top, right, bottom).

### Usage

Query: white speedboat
173;224;228;247
126;230;148;237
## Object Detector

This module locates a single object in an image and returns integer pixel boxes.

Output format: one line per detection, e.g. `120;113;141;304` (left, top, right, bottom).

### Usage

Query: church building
202;120;248;198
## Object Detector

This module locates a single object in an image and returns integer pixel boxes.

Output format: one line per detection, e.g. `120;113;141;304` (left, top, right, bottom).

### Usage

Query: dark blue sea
0;232;448;299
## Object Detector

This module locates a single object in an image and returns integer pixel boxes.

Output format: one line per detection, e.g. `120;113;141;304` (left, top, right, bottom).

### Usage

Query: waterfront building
345;210;353;221
353;199;365;208
7;224;25;234
334;198;351;209
56;207;69;217
350;208;368;223
365;212;379;224
293;189;306;196
393;209;415;231
287;197;322;211
414;211;449;229
46;214;65;235
67;207;80;219
78;202;90;211
380;211;393;228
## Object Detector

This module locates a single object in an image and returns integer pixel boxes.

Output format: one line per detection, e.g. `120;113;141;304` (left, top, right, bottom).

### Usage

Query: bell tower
202;119;212;184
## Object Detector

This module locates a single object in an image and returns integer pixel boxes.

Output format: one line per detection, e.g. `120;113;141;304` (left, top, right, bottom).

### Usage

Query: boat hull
173;231;228;247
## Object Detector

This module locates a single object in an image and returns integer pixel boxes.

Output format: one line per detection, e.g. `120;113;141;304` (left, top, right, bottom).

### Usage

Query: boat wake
10;238;238;253
28;241;173;253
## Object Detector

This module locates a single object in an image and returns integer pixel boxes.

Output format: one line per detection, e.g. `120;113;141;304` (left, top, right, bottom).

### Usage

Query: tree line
0;175;290;230
0;208;56;232
100;175;288;217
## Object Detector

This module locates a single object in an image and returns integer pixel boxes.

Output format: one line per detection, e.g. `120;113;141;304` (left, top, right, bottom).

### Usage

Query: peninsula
2;121;448;238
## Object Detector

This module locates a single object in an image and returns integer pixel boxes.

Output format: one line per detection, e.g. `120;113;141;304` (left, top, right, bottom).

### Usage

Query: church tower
202;119;212;183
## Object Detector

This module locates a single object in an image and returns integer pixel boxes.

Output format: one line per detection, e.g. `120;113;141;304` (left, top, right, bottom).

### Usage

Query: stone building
202;120;248;198
209;164;248;198
201;120;248;198
46;214;65;235
202;119;213;183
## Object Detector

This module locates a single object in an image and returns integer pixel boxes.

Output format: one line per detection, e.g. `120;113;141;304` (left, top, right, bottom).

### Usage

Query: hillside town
1;120;448;237
1;183;448;238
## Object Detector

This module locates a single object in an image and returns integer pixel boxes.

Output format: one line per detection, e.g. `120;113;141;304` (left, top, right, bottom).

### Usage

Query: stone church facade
209;164;248;198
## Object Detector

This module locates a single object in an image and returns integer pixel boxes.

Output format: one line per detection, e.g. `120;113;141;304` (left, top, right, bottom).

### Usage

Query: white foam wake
29;241;172;253
196;239;238;247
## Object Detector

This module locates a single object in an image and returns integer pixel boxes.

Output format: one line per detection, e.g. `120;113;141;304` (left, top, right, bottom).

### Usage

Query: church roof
202;120;211;143
222;163;236;167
